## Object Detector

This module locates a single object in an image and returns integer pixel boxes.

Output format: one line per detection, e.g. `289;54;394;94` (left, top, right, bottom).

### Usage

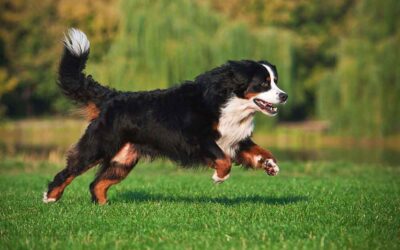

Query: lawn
0;159;399;249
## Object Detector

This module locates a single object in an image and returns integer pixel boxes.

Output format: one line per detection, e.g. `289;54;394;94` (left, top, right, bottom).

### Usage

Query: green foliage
0;0;118;117
317;0;400;136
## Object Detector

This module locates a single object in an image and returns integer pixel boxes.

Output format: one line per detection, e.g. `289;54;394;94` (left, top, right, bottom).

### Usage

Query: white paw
212;171;230;184
42;192;56;203
264;159;279;176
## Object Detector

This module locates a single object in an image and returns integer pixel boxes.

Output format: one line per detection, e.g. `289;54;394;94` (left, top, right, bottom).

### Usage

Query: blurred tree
0;0;60;116
317;0;400;136
0;0;118;117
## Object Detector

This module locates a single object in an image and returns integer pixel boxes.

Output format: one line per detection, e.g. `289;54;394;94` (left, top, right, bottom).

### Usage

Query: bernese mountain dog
43;29;288;205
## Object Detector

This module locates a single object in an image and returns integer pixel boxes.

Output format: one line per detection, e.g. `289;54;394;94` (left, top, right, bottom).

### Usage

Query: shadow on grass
117;190;307;205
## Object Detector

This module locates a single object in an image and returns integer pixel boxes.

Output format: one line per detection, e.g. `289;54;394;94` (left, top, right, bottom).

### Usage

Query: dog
43;28;288;205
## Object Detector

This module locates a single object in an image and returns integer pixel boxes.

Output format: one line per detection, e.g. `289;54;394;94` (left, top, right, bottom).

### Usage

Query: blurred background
0;0;399;166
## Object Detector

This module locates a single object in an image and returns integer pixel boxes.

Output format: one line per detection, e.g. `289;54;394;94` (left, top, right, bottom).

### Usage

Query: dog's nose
279;93;288;102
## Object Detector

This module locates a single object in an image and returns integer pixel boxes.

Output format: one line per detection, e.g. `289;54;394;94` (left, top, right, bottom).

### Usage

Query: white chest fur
216;97;256;158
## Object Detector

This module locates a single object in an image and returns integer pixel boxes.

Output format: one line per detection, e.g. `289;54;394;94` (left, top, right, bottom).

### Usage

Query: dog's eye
261;82;270;88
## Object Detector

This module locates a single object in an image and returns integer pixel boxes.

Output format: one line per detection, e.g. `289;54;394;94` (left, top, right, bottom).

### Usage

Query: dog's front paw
212;170;230;184
262;159;279;176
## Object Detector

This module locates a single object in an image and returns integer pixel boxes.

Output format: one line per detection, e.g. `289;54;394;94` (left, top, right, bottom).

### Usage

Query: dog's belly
133;131;206;166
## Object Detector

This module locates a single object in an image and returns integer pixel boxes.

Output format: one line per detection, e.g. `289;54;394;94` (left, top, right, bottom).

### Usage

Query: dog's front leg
211;156;232;183
204;142;232;183
236;139;279;176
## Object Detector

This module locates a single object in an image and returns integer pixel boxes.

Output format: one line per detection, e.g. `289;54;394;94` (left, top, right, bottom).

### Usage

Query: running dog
43;29;288;204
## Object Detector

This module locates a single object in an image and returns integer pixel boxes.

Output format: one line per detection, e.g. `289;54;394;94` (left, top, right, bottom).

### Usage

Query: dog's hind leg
44;130;103;203
90;143;139;205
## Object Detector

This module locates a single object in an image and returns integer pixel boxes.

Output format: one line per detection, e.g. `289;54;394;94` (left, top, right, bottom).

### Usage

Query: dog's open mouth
253;98;278;115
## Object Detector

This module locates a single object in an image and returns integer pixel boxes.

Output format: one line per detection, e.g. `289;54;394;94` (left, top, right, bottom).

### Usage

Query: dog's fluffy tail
58;28;117;120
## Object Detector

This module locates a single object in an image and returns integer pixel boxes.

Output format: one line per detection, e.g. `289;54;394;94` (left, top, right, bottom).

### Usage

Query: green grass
0;159;399;249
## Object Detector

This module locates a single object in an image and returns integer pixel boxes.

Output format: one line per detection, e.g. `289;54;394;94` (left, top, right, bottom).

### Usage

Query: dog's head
228;60;288;116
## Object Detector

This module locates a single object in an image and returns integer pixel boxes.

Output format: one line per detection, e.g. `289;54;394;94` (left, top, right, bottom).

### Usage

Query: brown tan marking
91;164;136;205
77;102;100;121
47;176;75;200
214;157;232;179
244;91;258;99
112;143;138;165
237;145;276;168
212;122;219;131
91;143;139;205
92;179;120;205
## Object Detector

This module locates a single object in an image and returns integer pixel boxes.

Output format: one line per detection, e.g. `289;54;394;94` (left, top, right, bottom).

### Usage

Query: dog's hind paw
42;192;56;203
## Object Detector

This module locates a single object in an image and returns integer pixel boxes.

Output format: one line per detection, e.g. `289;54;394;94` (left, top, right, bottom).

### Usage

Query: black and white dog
44;29;288;204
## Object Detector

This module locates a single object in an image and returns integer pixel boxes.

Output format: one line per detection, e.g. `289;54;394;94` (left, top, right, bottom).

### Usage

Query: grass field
0;158;399;249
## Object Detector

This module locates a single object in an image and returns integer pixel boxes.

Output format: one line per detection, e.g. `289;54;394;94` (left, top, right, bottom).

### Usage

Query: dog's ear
228;60;256;84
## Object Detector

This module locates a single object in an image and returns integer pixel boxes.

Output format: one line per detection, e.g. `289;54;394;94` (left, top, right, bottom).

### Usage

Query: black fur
58;48;118;107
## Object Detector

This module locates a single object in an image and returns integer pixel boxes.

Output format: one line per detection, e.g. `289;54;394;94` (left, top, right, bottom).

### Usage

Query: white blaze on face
253;64;287;105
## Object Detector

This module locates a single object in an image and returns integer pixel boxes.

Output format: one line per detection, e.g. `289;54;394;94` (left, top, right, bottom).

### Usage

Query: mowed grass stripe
0;161;399;249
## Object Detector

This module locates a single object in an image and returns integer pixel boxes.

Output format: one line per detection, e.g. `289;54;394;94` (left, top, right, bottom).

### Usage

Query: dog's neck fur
216;96;255;158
